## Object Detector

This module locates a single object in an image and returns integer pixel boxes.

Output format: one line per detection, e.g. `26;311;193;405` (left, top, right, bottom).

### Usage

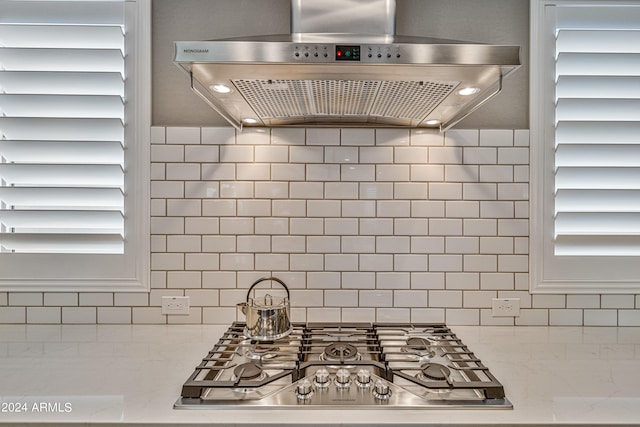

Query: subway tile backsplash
2;127;639;326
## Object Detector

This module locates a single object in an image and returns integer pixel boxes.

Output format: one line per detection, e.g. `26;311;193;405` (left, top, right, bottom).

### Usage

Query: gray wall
152;0;529;129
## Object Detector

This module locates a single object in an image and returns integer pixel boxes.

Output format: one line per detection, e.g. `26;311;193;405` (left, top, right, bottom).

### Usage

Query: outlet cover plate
491;298;521;317
161;296;190;315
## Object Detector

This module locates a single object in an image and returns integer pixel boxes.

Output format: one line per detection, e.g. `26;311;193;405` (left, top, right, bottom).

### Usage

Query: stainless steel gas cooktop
175;322;512;409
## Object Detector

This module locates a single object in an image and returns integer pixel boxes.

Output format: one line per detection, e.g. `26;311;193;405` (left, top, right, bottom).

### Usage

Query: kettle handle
246;277;290;302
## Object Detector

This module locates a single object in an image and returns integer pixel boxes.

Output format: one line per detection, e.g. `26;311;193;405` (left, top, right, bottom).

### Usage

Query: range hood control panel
293;44;402;63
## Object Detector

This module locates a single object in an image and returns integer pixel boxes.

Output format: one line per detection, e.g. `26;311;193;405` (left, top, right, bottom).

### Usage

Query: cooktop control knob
314;368;330;387
372;379;392;400
335;368;351;388
356;369;371;388
295;379;314;400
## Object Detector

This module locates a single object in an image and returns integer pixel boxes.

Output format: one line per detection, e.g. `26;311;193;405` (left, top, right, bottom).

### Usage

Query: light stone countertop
0;324;639;426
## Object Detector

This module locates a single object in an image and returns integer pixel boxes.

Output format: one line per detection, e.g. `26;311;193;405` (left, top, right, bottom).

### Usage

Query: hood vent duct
174;0;520;131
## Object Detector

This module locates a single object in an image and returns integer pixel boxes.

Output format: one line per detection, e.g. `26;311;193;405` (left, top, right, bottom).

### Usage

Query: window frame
530;0;640;294
0;0;150;292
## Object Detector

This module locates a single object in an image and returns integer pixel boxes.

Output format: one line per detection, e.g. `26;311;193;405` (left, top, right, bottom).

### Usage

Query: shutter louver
0;0;125;254
553;5;640;256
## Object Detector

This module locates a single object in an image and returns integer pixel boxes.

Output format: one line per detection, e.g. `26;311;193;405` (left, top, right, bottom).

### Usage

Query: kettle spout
236;302;247;316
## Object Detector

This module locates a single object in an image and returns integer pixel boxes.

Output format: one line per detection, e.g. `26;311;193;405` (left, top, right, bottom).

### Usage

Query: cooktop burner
175;322;512;409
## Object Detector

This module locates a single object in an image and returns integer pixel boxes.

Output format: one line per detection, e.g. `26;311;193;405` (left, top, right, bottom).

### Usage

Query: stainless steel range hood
174;0;520;131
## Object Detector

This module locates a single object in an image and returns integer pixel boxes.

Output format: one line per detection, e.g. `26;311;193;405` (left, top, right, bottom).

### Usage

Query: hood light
242;118;259;124
211;84;232;94
457;87;479;96
425;119;441;126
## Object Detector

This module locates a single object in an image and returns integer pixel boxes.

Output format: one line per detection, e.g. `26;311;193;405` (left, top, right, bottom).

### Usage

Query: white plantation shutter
0;0;150;291
531;0;640;293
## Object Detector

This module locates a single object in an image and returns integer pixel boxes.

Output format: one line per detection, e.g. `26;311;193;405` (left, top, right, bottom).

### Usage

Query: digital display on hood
336;45;360;61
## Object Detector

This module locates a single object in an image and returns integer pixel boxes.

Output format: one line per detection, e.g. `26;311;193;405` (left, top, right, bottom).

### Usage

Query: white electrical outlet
161;296;190;315
491;298;520;317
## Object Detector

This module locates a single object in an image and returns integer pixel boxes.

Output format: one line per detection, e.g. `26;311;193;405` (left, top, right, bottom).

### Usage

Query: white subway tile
255;182;289;199
463;183;497;200
167;235;201;253
307;129;340;145
514;165;529;182
271;128;305;145
376;272;410;289
445;201;479;218
185;253;220;271
480;237;514;254
515;309;548;326
342;272;376;289
532;294;566;309
394;290;427;307
151;181;183;198
464;255;497;272
307;308;341;322
566;295;600;309
360;147;393;163
429;218;462;236
342;200;376;217
601;295;634;309
342;308;376;322
463;219;498;237
307;164;340;181
167;307;202;324
202;235;236;252
255;218;289;235
236;128;270;145
290;290;324;307
359;183;393;199
44;293;78;307
619;310;640;326
429;290;462;307
411;201;445;217
132;308;166;324
220;218;254;235
220;145;253;162
498;147;529;164
237;200;271;217
377;201;410;217
325;254;359;271
237;163;271;180
167;127;200;145
237;236;270;253
97;307;131;324
376;236;410;253
445;165;478;182
0;307;25;323
463;147;497;165
446;272;480;290
272;236;306;253
272;163;305;181
359;254;393;271
376;165;409;181
480;201;514;219
410;236;444;254
185;145;218;162
255;253;289;270
290;146;323;163
342;236;375;253
151;271;167;289
290;254;324;271
219;289;246;306
498;183;529;200
290;182;324;199
480;129;513;147
394;183;428;199
114;293;149;307
325;290;358;307
480;165;513;182
410;164;444;182
498;255;528;272
411;272;445;289
411;308;445;323
201;127;235;145
290;218;323;235
480;309;515;326
360;290;392;307
201;163;235;180
151;253;185;271
219;182;254;199
342;128;375;145
342;164;375;181
219;254;254;271
62;307;96;324
79;293;113;306
428;183;462;200
167;271;202;288
376;129;409;146
445;237;479;254
167;199;201;217
410;129;443;146
326;182;359;199
446;308;479;325
151;145;184;162
394;254;428;271
203;307;237;324
376;308;410;322
514;129;530;147
325;146;358;163
326;218;359;235
514;201;529;218
9;293;43;306
26;307;60;324
185;182;219;198
428;255;462;272
549;309;583;326
445;129;478;147
584;309;618;326
307;200;341;217
429;147;462;164
150;126;165;144
275;272;306;289
307;272;341;289
480;272;515;290
307;236;341;253
394;218;428;235
394;146;428;163
203;272;237;289
272;200;306;217
463;290;496;308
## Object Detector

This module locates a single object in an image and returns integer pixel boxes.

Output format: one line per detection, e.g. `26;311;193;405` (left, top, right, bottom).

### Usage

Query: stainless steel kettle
237;277;292;341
